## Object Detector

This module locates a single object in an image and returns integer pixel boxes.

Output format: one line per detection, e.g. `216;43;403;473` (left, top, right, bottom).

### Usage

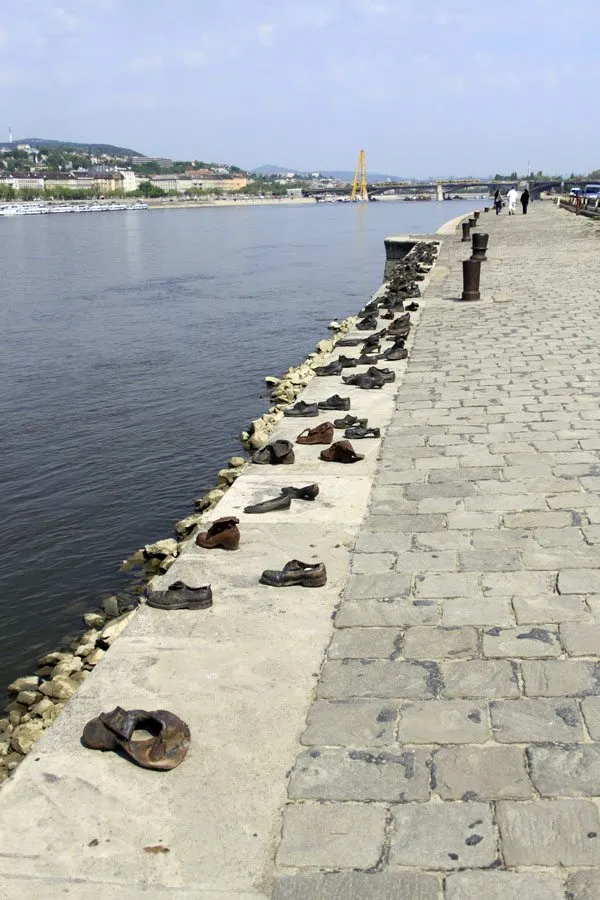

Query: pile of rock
0;605;136;785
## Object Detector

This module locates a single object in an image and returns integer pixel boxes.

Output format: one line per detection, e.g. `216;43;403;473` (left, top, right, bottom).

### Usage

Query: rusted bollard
462;259;481;301
473;211;480;222
471;232;489;263
468;217;477;228
461;221;471;242
484;206;490;212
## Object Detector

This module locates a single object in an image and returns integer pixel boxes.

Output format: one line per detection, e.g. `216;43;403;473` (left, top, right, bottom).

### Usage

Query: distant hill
0;138;144;156
252;164;408;182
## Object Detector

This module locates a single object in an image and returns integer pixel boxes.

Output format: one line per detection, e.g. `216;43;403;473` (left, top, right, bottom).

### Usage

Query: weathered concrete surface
273;204;600;897
0;249;428;897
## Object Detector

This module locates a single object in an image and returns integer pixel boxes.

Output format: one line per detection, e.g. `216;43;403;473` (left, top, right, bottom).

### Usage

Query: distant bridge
303;179;574;200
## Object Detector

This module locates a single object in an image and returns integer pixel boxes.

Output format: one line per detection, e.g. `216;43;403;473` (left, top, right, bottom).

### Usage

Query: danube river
0;199;478;689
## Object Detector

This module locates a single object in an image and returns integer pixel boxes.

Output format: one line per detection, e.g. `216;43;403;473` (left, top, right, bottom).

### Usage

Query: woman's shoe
145;581;213;610
244;494;292;514
280;483;320;501
319;440;365;463
296;422;334;444
82;707;191;770
344;426;381;439
195;516;240;550
259;559;327;587
333;415;367;429
252;440;295;465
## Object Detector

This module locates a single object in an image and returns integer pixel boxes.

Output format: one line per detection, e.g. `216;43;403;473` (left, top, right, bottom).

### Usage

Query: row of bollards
459;208;490;301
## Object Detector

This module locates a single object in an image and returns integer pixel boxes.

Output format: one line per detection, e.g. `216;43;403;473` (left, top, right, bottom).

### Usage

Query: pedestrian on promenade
521;187;530;214
507;185;519;215
494;189;502;215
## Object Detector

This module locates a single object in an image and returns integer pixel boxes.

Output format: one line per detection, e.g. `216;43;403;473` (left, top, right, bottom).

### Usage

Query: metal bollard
468;217;477;228
462;259;481;301
461;221;471;242
471;232;489;263
484;207;490;212
473;211;480;222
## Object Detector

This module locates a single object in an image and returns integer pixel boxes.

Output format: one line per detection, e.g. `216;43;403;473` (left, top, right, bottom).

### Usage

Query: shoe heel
302;575;327;588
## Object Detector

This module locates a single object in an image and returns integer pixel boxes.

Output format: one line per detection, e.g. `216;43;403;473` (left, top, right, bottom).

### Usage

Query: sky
1;0;599;177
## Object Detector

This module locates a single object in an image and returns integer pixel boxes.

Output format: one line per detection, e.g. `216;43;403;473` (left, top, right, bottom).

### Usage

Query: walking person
507;185;519;215
494;188;502;215
521;187;530;214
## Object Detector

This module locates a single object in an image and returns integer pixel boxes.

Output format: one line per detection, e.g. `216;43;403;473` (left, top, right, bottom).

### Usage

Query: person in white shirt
507;186;519;215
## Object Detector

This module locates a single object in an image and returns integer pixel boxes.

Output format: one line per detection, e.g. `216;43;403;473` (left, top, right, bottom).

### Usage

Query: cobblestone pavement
271;205;600;899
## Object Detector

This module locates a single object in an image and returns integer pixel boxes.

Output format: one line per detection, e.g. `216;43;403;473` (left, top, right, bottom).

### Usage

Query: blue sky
1;0;598;176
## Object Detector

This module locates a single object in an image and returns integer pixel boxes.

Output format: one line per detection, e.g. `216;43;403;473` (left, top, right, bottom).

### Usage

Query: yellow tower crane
351;149;368;202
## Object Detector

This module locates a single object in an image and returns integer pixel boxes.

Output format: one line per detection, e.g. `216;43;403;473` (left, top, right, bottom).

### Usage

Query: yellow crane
351;149;368;202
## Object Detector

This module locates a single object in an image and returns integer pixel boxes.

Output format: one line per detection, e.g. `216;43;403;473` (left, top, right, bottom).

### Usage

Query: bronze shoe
82;707;191;770
259;559;327;587
195;516;240;551
296;422;334;445
319;440;365;463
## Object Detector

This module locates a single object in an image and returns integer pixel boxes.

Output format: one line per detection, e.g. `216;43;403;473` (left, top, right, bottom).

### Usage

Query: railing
558;194;600;217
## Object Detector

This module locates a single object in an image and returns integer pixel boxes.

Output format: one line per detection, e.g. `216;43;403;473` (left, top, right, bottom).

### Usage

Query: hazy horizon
2;1;598;177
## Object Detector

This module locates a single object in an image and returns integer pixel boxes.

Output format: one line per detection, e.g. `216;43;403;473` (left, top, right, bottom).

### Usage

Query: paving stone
522;659;600;696
389;801;495;869
277;802;386;868
415;530;472;550
447;511;501;529
351;553;395;573
301;699;397;746
434;744;533;800
273;872;441;900
442;660;519;698
503;510;573;528
288;746;430;802
328;627;401;659
414;573;481;598
490;699;585;742
441;595;514;626
515;593;591;624
567;870;600;900
402;626;478;659
482;626;561;658
529;744;600;796
335;598;438;628
444;872;566;900
395;551;458;573
482;570;557;595
458;550;522;571
344;574;411;600
558;570;600;594
354;531;413;553
368;514;446;532
497;799;600;866
398;700;489;743
581;696;600;739
318;659;438;699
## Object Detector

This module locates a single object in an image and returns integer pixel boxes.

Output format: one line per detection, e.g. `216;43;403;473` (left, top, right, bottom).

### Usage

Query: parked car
570;187;582;196
583;184;600;199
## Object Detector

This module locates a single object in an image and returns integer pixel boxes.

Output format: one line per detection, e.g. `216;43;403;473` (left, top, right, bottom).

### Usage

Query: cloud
257;24;275;45
130;54;163;73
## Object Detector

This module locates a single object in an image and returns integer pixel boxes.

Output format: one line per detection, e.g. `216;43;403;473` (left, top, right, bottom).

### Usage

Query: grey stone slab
398;700;489;743
529;744;600;796
402;626;478;659
503;510;573;528
567;870;600;900
491;699;585;742
389;801;495;869
581;697;600;740
559;570;600;593
351;553;396;573
414;573;481;598
395;551;459;573
522;660;600;697
415;531;472;551
482;571;557;595
497;799;600;866
277;802;386;868
445;872;566;900
301;699;397;746
354;531;413;553
328;627;401;659
318;659;438;699
344;573;411;600
458;550;522;571
272;872;441;900
434;745;533;800
335;598;438;628
515;593;591;624
482;626;561;658
441;595;515;627
288;747;430;802
442;660;520;698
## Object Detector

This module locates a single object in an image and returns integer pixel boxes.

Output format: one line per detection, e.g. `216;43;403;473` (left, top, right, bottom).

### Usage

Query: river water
0;199;477;689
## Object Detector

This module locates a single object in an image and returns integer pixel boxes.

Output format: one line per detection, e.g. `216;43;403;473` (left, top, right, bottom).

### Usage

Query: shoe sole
146;599;213;610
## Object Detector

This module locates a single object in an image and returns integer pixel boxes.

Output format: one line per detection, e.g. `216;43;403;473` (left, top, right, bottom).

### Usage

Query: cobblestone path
272;204;600;899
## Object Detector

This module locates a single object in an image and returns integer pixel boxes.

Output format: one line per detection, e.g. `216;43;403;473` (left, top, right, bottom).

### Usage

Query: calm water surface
0;199;477;688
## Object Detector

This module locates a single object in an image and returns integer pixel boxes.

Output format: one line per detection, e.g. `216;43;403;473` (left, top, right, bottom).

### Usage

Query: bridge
303;179;575;200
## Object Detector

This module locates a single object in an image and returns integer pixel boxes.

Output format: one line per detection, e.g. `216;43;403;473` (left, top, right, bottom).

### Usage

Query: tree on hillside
588;169;600;180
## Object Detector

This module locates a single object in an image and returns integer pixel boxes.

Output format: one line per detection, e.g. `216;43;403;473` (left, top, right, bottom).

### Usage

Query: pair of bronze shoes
82;706;190;770
320;440;364;463
296;422;334;445
195;516;240;551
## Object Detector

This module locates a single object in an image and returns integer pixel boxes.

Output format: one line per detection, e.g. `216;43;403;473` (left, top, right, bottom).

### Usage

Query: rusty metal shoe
318;395;351;411
252;440;295;465
314;360;344;377
296;422;334;445
333;415;367;429
259;559;327;587
195;516;240;550
82;706;191;770
280;483;320;501
344;426;381;439
244;493;292;514
283;401;319;417
145;581;213;610
319;440;365;463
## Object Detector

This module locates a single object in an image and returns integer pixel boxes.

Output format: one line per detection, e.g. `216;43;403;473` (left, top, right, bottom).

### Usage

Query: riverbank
0;220;445;896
